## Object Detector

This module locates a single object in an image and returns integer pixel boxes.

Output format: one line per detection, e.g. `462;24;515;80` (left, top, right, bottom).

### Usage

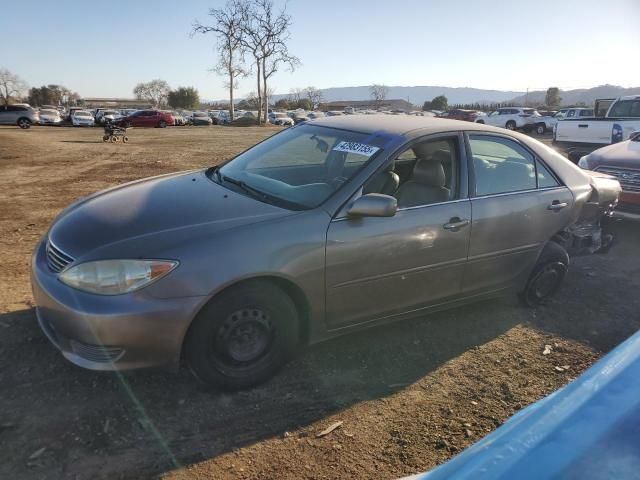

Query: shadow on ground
1;221;639;480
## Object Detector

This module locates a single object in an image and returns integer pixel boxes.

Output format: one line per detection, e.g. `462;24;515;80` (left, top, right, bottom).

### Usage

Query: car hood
48;170;293;259
588;140;640;168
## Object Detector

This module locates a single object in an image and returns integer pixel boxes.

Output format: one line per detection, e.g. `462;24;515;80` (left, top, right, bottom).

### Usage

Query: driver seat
395;158;450;207
363;162;399;196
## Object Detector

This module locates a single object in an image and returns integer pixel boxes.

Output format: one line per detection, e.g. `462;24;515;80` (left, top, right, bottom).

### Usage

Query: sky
3;0;639;100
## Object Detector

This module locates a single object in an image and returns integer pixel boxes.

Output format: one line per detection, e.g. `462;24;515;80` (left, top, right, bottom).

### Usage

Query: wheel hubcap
216;309;273;363
533;265;560;298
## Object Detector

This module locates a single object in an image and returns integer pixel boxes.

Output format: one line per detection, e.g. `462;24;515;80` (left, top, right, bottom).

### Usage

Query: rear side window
469;135;536;196
536;160;560;188
609;100;640;118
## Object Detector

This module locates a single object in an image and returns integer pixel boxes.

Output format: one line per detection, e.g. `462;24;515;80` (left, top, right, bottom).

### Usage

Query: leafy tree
27;84;80;107
274;98;290;109
133;79;170;108
0;68;28;105
422;100;433;111
545;87;562;107
430;95;448;111
168;87;200;109
295;98;312;110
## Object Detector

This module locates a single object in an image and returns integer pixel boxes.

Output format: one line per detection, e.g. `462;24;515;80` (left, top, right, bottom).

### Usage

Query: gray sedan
31;116;620;389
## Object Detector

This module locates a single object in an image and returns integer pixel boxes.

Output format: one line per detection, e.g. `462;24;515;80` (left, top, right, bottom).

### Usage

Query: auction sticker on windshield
333;141;380;157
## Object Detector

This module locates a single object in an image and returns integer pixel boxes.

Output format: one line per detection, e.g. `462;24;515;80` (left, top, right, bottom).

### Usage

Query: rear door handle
548;201;568;211
443;218;470;231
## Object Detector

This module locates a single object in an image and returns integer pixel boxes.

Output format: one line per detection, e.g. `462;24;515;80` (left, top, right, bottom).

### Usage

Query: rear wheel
159;120;167;128
521;242;569;307
185;281;299;390
102;135;109;142
122;136;129;143
17;118;32;129
110;135;118;143
506;120;516;130
536;123;546;135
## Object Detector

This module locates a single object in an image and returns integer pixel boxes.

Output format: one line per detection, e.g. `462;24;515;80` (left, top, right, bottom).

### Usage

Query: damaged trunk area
558;172;621;255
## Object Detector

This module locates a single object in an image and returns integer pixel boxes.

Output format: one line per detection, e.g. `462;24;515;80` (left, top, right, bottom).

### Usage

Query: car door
0;105;7;124
462;133;573;295
325;134;471;329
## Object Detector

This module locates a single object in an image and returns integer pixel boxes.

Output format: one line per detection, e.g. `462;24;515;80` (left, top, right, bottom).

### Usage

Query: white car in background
100;110;123;124
38;108;62;125
269;112;294;126
71;110;95;127
481;107;539;131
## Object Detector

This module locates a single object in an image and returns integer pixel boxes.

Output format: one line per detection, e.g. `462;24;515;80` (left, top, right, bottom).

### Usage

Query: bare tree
0;68;28;106
369;84;389;108
304;86;323;109
288;87;303;104
240;0;299;124
133;80;170;108
192;1;246;121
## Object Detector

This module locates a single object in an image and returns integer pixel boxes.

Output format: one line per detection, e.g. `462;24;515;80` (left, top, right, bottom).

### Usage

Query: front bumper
31;239;205;371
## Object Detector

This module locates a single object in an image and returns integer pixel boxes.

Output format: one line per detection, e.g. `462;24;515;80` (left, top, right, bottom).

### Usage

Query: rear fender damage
558;173;621;256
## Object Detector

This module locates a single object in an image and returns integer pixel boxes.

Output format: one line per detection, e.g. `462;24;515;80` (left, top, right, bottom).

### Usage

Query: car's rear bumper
31;239;205;371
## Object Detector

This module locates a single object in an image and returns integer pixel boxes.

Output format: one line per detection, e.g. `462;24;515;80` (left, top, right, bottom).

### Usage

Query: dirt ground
1;125;639;480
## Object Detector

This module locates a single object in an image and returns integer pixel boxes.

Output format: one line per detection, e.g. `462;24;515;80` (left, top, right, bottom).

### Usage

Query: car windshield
215;124;387;210
195;112;208;117
75;111;91;117
40;109;58;115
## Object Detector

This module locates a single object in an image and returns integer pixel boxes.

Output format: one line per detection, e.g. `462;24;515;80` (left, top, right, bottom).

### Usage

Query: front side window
365;137;459;208
217;124;387;209
469;135;536;196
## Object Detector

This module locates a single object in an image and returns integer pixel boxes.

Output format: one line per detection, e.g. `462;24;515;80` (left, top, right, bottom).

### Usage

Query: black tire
122;136;129;143
521;242;569;307
159;120;167;128
536;123;546;135
476;119;485;124
110;135;117;143
102;135;109;142
17;118;32;129
506;120;516;130
185;281;299;390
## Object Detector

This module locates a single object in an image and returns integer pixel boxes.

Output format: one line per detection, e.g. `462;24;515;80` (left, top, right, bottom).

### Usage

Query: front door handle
443;218;470;232
548;201;568;211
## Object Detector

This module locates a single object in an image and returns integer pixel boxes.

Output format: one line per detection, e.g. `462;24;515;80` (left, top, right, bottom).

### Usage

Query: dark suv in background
439;109;482;123
0;104;40;128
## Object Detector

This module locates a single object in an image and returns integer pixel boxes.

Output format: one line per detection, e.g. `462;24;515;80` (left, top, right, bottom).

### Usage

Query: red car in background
438;109;483;123
115;110;174;128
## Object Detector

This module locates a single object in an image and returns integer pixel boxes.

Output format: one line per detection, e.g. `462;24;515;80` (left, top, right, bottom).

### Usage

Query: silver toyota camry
31;116;620;389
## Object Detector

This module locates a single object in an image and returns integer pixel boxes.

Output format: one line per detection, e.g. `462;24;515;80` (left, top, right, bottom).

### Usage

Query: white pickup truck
553;96;640;161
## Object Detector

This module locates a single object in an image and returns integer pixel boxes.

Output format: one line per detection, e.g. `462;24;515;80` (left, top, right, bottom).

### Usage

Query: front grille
69;340;125;363
46;240;74;273
595;166;640;193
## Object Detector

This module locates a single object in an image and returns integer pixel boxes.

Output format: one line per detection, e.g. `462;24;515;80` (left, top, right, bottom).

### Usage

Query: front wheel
536;123;546;135
521;242;569;307
17;118;32;129
506;120;516;130
158;120;167;128
184;281;299;390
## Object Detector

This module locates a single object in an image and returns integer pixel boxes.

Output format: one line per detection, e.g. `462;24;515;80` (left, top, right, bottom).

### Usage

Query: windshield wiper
220;174;269;200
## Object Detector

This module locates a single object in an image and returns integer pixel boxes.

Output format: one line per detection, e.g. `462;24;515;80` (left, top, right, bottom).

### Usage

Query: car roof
310;115;510;138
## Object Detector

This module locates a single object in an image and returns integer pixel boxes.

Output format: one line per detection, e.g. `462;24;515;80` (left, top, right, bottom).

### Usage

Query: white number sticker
332;141;380;157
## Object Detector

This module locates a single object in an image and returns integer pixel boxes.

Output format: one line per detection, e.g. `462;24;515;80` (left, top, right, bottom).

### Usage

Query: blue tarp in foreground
409;329;640;480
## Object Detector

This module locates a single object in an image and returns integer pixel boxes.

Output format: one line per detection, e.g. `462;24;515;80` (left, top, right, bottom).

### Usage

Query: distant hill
212;84;640;108
509;84;640;107
271;85;524;106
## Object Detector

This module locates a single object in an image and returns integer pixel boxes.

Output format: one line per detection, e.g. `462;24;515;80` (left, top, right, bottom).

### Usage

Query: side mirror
347;194;397;218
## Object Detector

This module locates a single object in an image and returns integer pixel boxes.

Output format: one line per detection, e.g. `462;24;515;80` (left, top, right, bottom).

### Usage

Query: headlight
577;155;590;169
59;259;178;295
